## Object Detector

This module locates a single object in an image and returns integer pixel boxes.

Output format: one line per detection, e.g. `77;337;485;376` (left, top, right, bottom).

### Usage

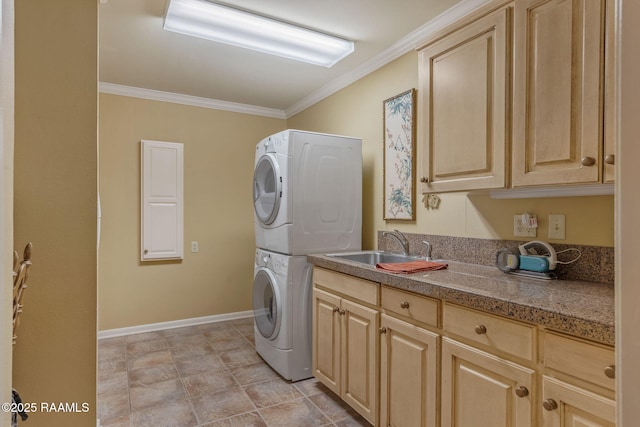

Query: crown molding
284;0;490;117
98;82;287;119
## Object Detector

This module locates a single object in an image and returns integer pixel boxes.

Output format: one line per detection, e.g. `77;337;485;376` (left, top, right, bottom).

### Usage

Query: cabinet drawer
313;267;379;306
443;303;535;361
544;332;615;391
381;287;439;327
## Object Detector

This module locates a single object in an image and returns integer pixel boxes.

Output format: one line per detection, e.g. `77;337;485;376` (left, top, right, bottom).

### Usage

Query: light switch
548;215;566;240
191;241;199;253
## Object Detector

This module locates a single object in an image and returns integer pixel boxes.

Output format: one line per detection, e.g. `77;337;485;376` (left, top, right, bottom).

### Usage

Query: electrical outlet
514;215;537;237
191;241;199;253
548;214;566;240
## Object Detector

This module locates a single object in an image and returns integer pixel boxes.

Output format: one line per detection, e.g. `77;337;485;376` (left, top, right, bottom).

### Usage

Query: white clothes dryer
253;129;362;255
252;248;313;381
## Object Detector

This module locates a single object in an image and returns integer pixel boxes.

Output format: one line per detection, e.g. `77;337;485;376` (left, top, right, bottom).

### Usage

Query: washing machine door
253;153;282;226
253;267;282;340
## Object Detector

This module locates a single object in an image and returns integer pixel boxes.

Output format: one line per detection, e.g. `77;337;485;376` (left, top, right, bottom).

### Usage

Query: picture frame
383;88;416;221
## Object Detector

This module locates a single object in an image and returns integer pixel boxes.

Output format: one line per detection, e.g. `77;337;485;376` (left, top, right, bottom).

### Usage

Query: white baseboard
97;310;254;340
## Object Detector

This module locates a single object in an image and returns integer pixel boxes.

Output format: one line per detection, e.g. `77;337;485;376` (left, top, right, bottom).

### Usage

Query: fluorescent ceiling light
164;0;355;67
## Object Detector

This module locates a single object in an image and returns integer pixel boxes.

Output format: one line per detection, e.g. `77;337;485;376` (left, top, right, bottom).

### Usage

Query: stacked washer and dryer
252;129;362;381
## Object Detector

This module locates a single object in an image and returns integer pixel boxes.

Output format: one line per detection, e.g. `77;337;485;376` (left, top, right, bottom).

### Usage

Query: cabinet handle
515;386;529;398
380;327;387;334
400;301;410;309
543;399;558;411
332;307;340;313
604;154;615;165
339;309;346;316
475;325;487;335
144;249;148;255
420;176;429;183
604;365;615;379
581;157;596;166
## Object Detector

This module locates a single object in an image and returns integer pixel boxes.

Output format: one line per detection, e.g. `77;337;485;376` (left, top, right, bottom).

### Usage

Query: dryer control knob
262;255;270;264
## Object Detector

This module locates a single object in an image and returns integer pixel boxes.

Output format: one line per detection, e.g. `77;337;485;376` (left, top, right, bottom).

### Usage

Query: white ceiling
99;0;467;116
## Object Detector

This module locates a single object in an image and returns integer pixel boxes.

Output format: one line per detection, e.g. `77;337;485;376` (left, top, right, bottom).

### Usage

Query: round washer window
253;154;282;225
252;268;281;339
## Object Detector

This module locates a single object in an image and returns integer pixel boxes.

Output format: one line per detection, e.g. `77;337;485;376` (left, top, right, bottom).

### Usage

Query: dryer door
253;153;282;225
252;267;282;340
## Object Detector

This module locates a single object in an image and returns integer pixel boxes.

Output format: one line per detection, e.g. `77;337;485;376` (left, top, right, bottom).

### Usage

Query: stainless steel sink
327;251;423;265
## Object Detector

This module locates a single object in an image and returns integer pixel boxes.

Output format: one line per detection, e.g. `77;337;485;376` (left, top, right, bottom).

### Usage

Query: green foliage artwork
383;89;415;220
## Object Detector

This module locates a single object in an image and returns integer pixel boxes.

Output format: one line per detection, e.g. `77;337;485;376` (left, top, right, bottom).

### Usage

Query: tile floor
97;317;371;427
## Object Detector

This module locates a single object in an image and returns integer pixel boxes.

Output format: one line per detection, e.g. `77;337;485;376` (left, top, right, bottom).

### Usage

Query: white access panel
141;140;184;261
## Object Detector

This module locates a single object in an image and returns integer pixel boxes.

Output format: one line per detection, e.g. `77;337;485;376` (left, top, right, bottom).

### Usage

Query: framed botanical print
383;89;416;220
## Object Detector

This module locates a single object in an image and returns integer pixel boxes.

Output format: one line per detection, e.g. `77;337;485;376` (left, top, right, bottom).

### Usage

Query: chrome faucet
382;229;410;255
422;241;433;260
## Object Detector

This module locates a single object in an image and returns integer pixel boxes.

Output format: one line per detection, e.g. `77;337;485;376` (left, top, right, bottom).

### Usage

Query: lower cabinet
311;269;616;427
342;298;379;423
541;376;615;427
441;337;535;427
312;285;379;424
379;313;438;427
312;287;342;393
541;332;616;426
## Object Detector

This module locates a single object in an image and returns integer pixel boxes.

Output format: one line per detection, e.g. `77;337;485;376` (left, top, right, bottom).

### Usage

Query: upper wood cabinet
512;0;608;187
417;6;510;193
416;0;616;193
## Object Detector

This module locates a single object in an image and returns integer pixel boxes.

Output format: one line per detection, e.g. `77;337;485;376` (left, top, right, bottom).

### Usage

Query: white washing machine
252;248;313;381
253;129;362;255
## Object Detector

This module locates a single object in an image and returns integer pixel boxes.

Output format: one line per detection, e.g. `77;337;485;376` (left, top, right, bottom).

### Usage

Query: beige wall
98;94;285;330
288;51;615;248
13;1;97;426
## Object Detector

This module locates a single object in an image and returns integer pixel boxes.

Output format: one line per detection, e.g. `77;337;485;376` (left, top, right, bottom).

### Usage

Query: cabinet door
441;338;534;427
418;7;509;192
380;314;438;427
541;376;615;427
312;288;342;395
603;0;616;183
512;0;606;186
341;298;379;425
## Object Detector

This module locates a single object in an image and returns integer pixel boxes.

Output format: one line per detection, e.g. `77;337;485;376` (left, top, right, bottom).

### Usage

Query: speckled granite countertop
307;254;615;346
